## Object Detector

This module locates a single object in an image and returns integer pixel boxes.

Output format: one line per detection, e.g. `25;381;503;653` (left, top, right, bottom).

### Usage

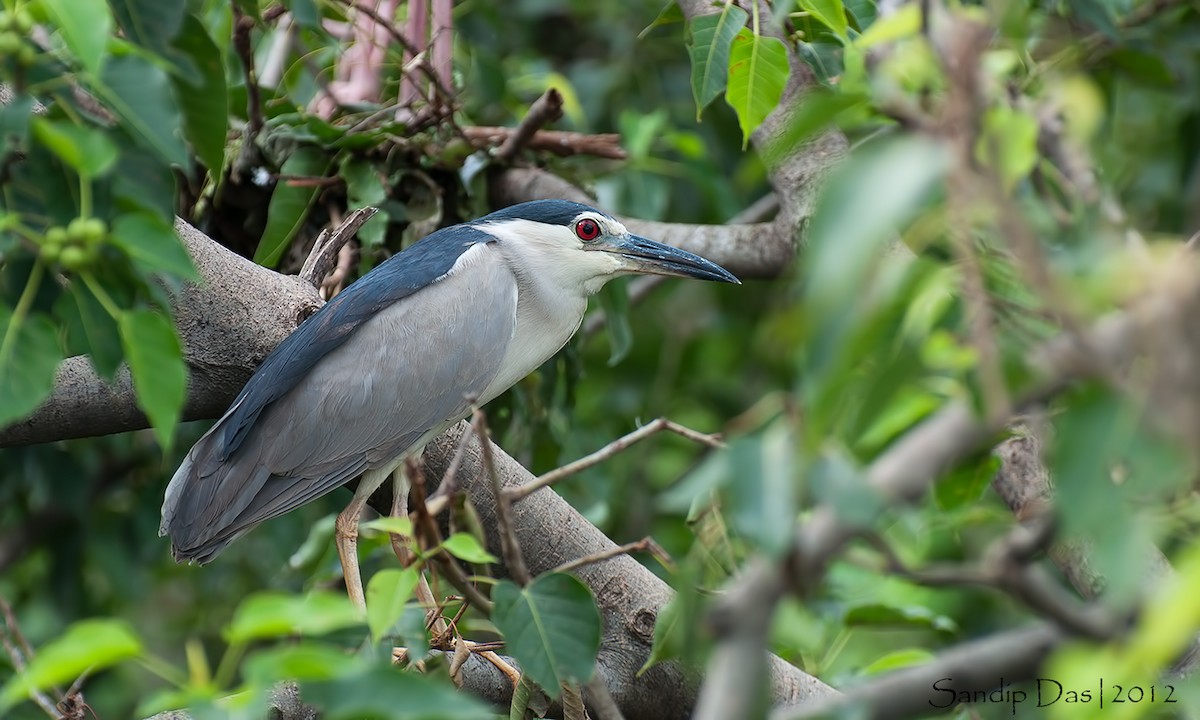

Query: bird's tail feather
159;429;273;564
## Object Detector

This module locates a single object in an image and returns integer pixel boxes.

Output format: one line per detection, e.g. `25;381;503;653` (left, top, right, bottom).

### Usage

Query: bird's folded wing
163;243;517;557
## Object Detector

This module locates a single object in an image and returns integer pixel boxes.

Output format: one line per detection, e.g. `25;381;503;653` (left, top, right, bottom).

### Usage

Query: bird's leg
388;464;414;565
336;468;388;612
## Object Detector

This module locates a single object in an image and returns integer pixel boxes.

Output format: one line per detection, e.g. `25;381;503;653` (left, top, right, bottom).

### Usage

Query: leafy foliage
492;574;602;696
2;0;1200;717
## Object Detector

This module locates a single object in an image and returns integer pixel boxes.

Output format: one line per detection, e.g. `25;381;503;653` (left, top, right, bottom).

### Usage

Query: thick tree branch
0;219;322;446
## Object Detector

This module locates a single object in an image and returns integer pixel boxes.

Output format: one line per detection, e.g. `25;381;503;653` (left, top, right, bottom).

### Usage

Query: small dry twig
494;88;565;163
473;408;531;585
299;206;379;288
232;4;264;135
505;417;723;503
424;424;479;517
552;537;674;575
464;127;626;160
1;597;63;717
401;458;452;638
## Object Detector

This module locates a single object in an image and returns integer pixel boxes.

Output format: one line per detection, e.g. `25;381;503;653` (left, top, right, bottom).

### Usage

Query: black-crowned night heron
161;200;738;607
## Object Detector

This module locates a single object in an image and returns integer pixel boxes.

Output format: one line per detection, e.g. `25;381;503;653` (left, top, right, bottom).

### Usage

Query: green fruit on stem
80;218;107;244
45;226;68;246
59;245;88;271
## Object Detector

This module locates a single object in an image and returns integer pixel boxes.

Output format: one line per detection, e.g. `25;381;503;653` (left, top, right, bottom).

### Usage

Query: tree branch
773;624;1065;720
493;88;563;164
0;219;322;447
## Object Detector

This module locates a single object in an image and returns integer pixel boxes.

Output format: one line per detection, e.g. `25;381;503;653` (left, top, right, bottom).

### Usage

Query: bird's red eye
575;218;601;241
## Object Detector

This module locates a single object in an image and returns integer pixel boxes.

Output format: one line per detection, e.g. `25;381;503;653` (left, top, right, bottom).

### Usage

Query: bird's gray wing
164;243;517;560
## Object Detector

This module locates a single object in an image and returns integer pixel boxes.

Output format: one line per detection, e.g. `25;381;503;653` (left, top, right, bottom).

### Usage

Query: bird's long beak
602;234;741;284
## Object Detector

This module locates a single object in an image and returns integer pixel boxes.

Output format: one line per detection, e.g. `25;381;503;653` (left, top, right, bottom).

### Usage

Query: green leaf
112;136;176;217
843;603;958;633
1109;49;1174;88
109;0;186;57
797;0;849;41
255;147;330;267
686;4;749;119
726;421;797;555
366;567;420;642
492;574;601;695
726;28;790;148
861;647;936;675
288;0;320;29
763;90;867;166
170;14;228;175
339;158;388;246
111;212;198;280
441;533;498;564
0;95;35;150
0;619;142;712
55;283;122;379
638;1;684;39
361;516;414;537
0;309;62;428
30;119;118;178
804;138;948;384
975;105;1038;192
41;0;112;75
243;644;364;685
597;282;632;366
97;54;188;167
934;452;999;511
855;3;919;46
227;591;363;643
639;562;712;674
303;664;493;719
118;308;186;450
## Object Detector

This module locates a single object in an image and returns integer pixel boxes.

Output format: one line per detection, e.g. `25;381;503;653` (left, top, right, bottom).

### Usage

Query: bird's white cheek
580;252;627;295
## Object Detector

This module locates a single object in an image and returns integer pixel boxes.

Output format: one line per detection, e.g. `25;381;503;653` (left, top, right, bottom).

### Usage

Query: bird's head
477;200;740;293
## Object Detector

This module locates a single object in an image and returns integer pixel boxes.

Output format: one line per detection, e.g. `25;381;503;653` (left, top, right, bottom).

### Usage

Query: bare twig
424;424;478;517
473;408;531;584
506;417;723;503
552;537;674;575
463;127;626;160
403;458;451;638
232;3;264;135
494;88;565;163
864;526;1116;640
298;207;379;288
1;597;62;717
